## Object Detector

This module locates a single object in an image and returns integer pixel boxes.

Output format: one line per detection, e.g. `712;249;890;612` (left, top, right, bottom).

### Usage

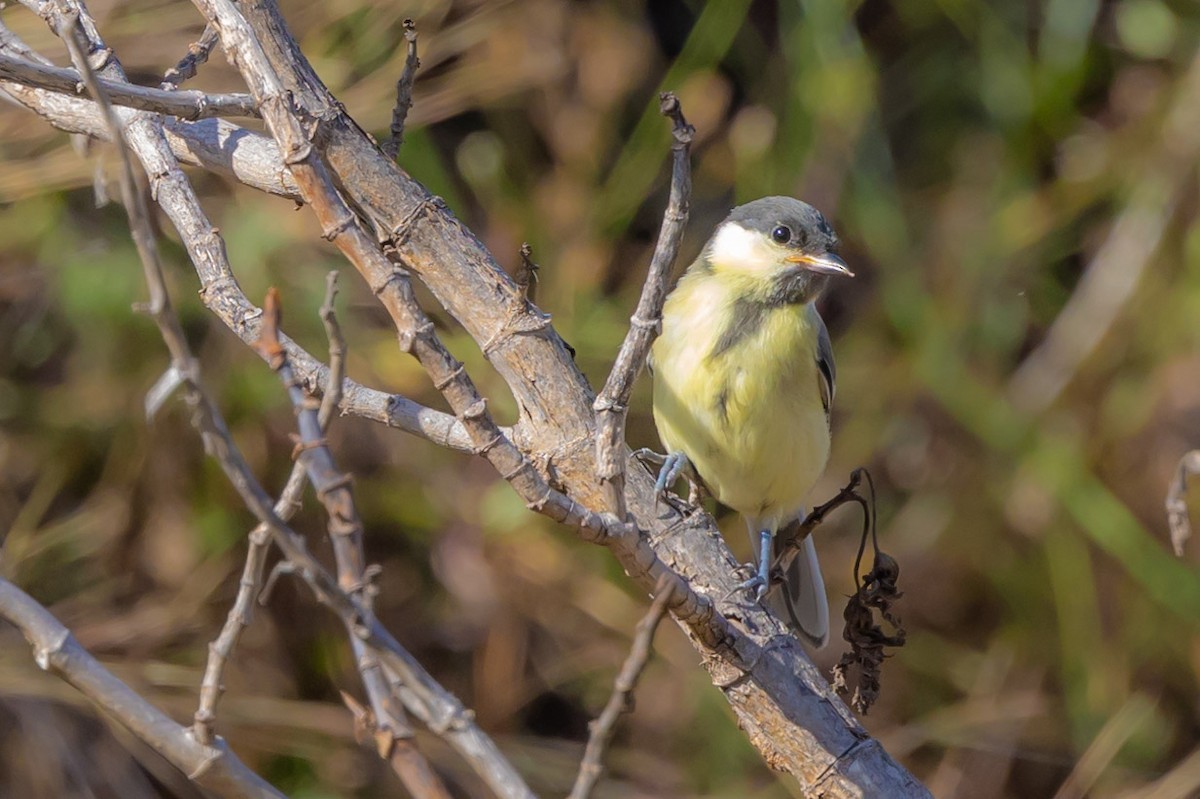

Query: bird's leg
729;530;772;601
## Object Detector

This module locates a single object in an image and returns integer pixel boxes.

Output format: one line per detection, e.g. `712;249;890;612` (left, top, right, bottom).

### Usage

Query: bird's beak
786;251;854;277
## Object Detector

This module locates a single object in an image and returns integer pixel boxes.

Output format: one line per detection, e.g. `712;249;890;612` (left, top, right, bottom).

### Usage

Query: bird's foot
724;529;773;603
732;571;769;601
635;449;695;509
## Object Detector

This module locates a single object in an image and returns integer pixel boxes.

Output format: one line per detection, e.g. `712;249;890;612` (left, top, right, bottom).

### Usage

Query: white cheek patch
709;222;778;274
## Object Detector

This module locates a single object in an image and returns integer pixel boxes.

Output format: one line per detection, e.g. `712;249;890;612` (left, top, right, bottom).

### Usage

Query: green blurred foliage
3;0;1200;797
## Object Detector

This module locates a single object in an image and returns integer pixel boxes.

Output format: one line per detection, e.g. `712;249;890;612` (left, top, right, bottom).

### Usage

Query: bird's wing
814;311;836;418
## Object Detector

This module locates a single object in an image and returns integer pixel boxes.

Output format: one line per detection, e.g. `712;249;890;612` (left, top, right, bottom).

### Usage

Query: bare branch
38;3;519;795
0;578;284;799
256;287;452;799
1167;450;1200;556
381;18;418;161
194;5;929;793
593;92;693;519
570;576;675;799
0;52;259;119
192;276;347;745
0;23;481;454
5;0;929;791
161;24;219;90
197;0;735;678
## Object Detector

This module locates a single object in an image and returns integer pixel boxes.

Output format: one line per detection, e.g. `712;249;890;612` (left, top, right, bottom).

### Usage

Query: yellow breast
650;273;830;528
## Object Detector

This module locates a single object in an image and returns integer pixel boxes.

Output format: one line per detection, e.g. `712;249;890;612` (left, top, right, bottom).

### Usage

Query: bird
648;196;853;647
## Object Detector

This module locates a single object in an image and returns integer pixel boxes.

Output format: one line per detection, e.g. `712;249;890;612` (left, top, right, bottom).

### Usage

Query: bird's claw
636;449;694;507
738;572;769;601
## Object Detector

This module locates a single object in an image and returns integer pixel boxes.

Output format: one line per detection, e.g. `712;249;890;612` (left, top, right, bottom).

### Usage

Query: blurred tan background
3;0;1200;796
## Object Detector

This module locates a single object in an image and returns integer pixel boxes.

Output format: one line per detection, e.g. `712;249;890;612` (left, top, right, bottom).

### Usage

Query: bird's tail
764;518;829;648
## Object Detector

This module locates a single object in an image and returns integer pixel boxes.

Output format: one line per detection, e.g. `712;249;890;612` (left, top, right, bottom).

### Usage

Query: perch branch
593;92;692;519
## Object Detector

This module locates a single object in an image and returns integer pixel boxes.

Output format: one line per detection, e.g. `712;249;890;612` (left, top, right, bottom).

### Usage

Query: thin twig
1166;450;1200;556
381;18;419;161
774;469;868;565
0;52;260;119
192;274;348;745
161;24;219;90
569;576;675;799
256;287;452;799
0;579;283;799
42;5;283;797
593;93;693;519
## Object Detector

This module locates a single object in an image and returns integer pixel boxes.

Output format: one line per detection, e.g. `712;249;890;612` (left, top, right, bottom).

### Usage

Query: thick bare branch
0;52;259;119
594;92;693;519
570;577;675;799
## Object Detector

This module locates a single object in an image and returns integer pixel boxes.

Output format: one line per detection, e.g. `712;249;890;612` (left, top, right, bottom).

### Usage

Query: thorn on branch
382;19;420;161
251;287;286;368
516;242;539;304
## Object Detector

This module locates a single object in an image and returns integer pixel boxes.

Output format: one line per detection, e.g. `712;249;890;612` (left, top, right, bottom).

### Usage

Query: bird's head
701;196;852;305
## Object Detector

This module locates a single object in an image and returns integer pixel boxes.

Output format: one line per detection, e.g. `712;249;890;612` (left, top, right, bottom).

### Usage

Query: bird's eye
771;225;792;244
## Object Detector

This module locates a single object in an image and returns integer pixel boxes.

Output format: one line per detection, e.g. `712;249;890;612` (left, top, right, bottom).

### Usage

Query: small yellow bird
649;196;852;646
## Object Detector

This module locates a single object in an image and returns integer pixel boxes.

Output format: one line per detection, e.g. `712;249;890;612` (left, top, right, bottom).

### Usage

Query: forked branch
593;93;693;520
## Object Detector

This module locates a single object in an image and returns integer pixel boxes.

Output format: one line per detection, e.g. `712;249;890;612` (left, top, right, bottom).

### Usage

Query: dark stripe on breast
710;297;768;359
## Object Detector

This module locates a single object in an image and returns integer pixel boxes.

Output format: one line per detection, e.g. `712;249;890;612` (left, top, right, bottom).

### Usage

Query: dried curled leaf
833;548;906;715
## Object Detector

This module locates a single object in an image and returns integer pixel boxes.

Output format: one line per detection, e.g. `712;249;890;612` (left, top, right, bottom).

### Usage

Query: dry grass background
2;0;1200;796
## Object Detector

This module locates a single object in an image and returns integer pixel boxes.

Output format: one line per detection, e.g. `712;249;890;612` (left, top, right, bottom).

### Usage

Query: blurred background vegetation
2;0;1200;796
